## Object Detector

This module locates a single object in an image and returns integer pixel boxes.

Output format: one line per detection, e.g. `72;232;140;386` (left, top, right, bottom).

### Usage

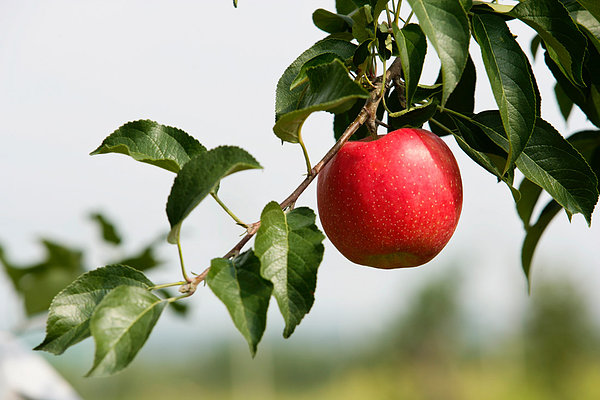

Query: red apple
317;128;462;269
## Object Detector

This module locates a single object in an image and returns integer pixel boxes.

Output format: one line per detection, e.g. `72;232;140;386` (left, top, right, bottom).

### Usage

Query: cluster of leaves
303;0;600;280
32;120;325;376
0;212;166;318
33;0;600;376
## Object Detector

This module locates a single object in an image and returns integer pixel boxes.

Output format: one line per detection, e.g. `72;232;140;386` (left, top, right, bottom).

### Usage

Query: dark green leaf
254;202;325;338
313;9;354;34
392;23;427;107
90;212;122;245
577;0;600;21
35;265;153;355
166;146;262;243
521;200;562;280
333;100;370;141
207;251;273;356
275;39;359;143
290;53;342;91
508;0;587;87
545;50;600;127
87;285;166;377
388;99;438;130
353;39;372;67
430;56;476;137
474;112;599;224
555;83;574;121
274;59;369;143
530;35;542;59
516;178;544;229
447;117;518;198
337;0;358;14
90;120;206;173
407;0;470;105
565;2;600;53
472;14;538;173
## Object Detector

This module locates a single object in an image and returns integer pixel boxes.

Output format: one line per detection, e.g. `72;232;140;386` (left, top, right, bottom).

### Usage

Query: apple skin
316;128;462;269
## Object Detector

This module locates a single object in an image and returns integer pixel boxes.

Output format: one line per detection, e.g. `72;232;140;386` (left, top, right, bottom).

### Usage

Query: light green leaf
351;6;375;43
275;39;360;143
392;23;427;107
254;202;324;338
207;251;273;356
274;59;369;143
407;0;470;105
87;285;166;377
90;120;206;173
166;146;262;243
472;14;538;174
34;265;153;355
508;0;587;87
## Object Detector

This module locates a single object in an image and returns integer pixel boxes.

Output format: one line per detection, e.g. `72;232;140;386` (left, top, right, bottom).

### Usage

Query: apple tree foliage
26;0;600;376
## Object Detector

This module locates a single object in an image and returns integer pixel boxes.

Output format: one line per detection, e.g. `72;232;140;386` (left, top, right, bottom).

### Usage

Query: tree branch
182;58;403;295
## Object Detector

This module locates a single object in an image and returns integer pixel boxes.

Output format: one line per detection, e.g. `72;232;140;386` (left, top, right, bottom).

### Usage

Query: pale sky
1;1;598;353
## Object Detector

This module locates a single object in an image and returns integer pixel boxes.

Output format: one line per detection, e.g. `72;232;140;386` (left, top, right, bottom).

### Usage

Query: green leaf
519;129;600;280
290;53;343;91
207;251;273;356
274;59;369;143
474;112;599;224
430;56;476;137
446;117;519;199
392;23;427;107
472;14;538;174
35;265;153;355
351;6;375;43
166;146;262;243
577;0;600;21
407;0;470;105
508;0;587;87
388;98;438;130
313;9;354;34
254;202;325;338
2;240;85;316
566;2;600;53
233;0;238;8
545;50;600;127
115;243;161;271
516;178;544;229
530;35;542;59
90;212;122;245
554;83;574;121
337;0;358;14
87;285;166;377
90;120;206;173
275;39;360;143
521;200;562;280
333;100;370;141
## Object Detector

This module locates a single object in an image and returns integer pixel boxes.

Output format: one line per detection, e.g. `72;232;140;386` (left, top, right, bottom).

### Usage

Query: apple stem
298;132;313;176
210;191;249;229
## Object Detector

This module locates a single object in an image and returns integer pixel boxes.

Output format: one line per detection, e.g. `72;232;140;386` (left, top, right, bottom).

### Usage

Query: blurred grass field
51;273;600;400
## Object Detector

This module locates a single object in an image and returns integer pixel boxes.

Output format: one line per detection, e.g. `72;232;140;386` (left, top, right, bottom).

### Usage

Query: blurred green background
47;269;600;400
